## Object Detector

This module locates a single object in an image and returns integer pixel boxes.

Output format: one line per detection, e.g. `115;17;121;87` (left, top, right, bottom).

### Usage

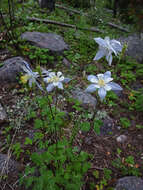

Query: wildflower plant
21;65;39;87
85;71;122;101
19;63;91;190
43;71;71;92
93;36;122;66
19;31;124;190
21;61;43;90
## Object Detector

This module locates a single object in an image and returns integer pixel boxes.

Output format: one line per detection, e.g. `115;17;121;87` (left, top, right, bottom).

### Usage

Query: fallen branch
55;4;129;33
107;22;130;32
55;4;81;14
27;17;104;33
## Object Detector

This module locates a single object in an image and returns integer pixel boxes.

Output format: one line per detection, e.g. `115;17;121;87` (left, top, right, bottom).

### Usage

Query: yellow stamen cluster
98;79;105;87
48;76;60;83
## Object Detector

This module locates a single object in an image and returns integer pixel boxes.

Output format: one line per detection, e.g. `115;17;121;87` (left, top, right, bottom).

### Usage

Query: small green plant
93;168;112;190
94;119;102;135
12;142;24;159
112;156;140;176
86;64;97;73
129;90;143;112
21;45;54;64
21;139;90;190
136;124;143;129
120;117;131;128
80;121;90;132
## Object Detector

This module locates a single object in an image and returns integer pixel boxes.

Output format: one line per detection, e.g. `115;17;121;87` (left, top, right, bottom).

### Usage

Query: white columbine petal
59;76;64;82
41;68;52;77
63;78;71;83
104;71;111;77
104;76;113;83
46;83;54;92
109;82;123;91
94;37;107;47
21;64;41;89
94;84;101;88
49;72;56;77
97;74;104;79
85;84;97;93
44;71;70;91
93;49;106;60
28;79;33;88
87;75;98;83
105;37;117;55
86;71;122;101
53;82;59;86
111;40;122;52
57;82;63;89
106;53;113;66
98;88;107;101
57;71;62;77
94;36;122;65
104;84;112;91
43;77;49;83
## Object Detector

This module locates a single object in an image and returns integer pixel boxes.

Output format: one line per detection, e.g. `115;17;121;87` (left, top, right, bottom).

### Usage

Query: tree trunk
39;0;55;12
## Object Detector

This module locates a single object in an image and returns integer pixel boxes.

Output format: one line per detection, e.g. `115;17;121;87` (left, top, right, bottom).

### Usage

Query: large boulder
21;32;69;55
118;34;143;63
0;57;28;84
115;176;143;190
71;88;97;112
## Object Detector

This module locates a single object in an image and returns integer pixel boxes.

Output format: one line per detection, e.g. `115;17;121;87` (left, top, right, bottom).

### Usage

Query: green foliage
80;121;90;132
21;139;90;190
103;168;112;181
136;124;143;129
117;58;137;85
86;64;97;73
12;142;24;159
94;119;103;135
112;156;140;176
21;45;54;64
24;137;33;145
20;94;91;190
106;91;119;107
129;90;143;112
120;117;131;128
1;0;143;189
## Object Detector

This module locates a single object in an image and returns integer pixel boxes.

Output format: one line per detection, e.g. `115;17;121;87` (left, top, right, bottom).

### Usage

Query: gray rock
116;135;127;143
21;32;69;54
0;57;28;83
71;88;97;112
0;153;22;175
118;34;143;63
115;176;143;190
0;103;7;123
100;117;114;136
132;81;143;91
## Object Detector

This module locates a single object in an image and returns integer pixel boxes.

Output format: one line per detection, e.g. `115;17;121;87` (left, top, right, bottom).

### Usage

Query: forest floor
0;1;143;190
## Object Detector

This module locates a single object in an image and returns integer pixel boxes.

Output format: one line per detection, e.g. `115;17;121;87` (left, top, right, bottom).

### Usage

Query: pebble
116;135;127;143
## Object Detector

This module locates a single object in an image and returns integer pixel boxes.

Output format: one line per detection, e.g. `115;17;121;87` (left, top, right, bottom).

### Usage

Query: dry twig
27;16;104;33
